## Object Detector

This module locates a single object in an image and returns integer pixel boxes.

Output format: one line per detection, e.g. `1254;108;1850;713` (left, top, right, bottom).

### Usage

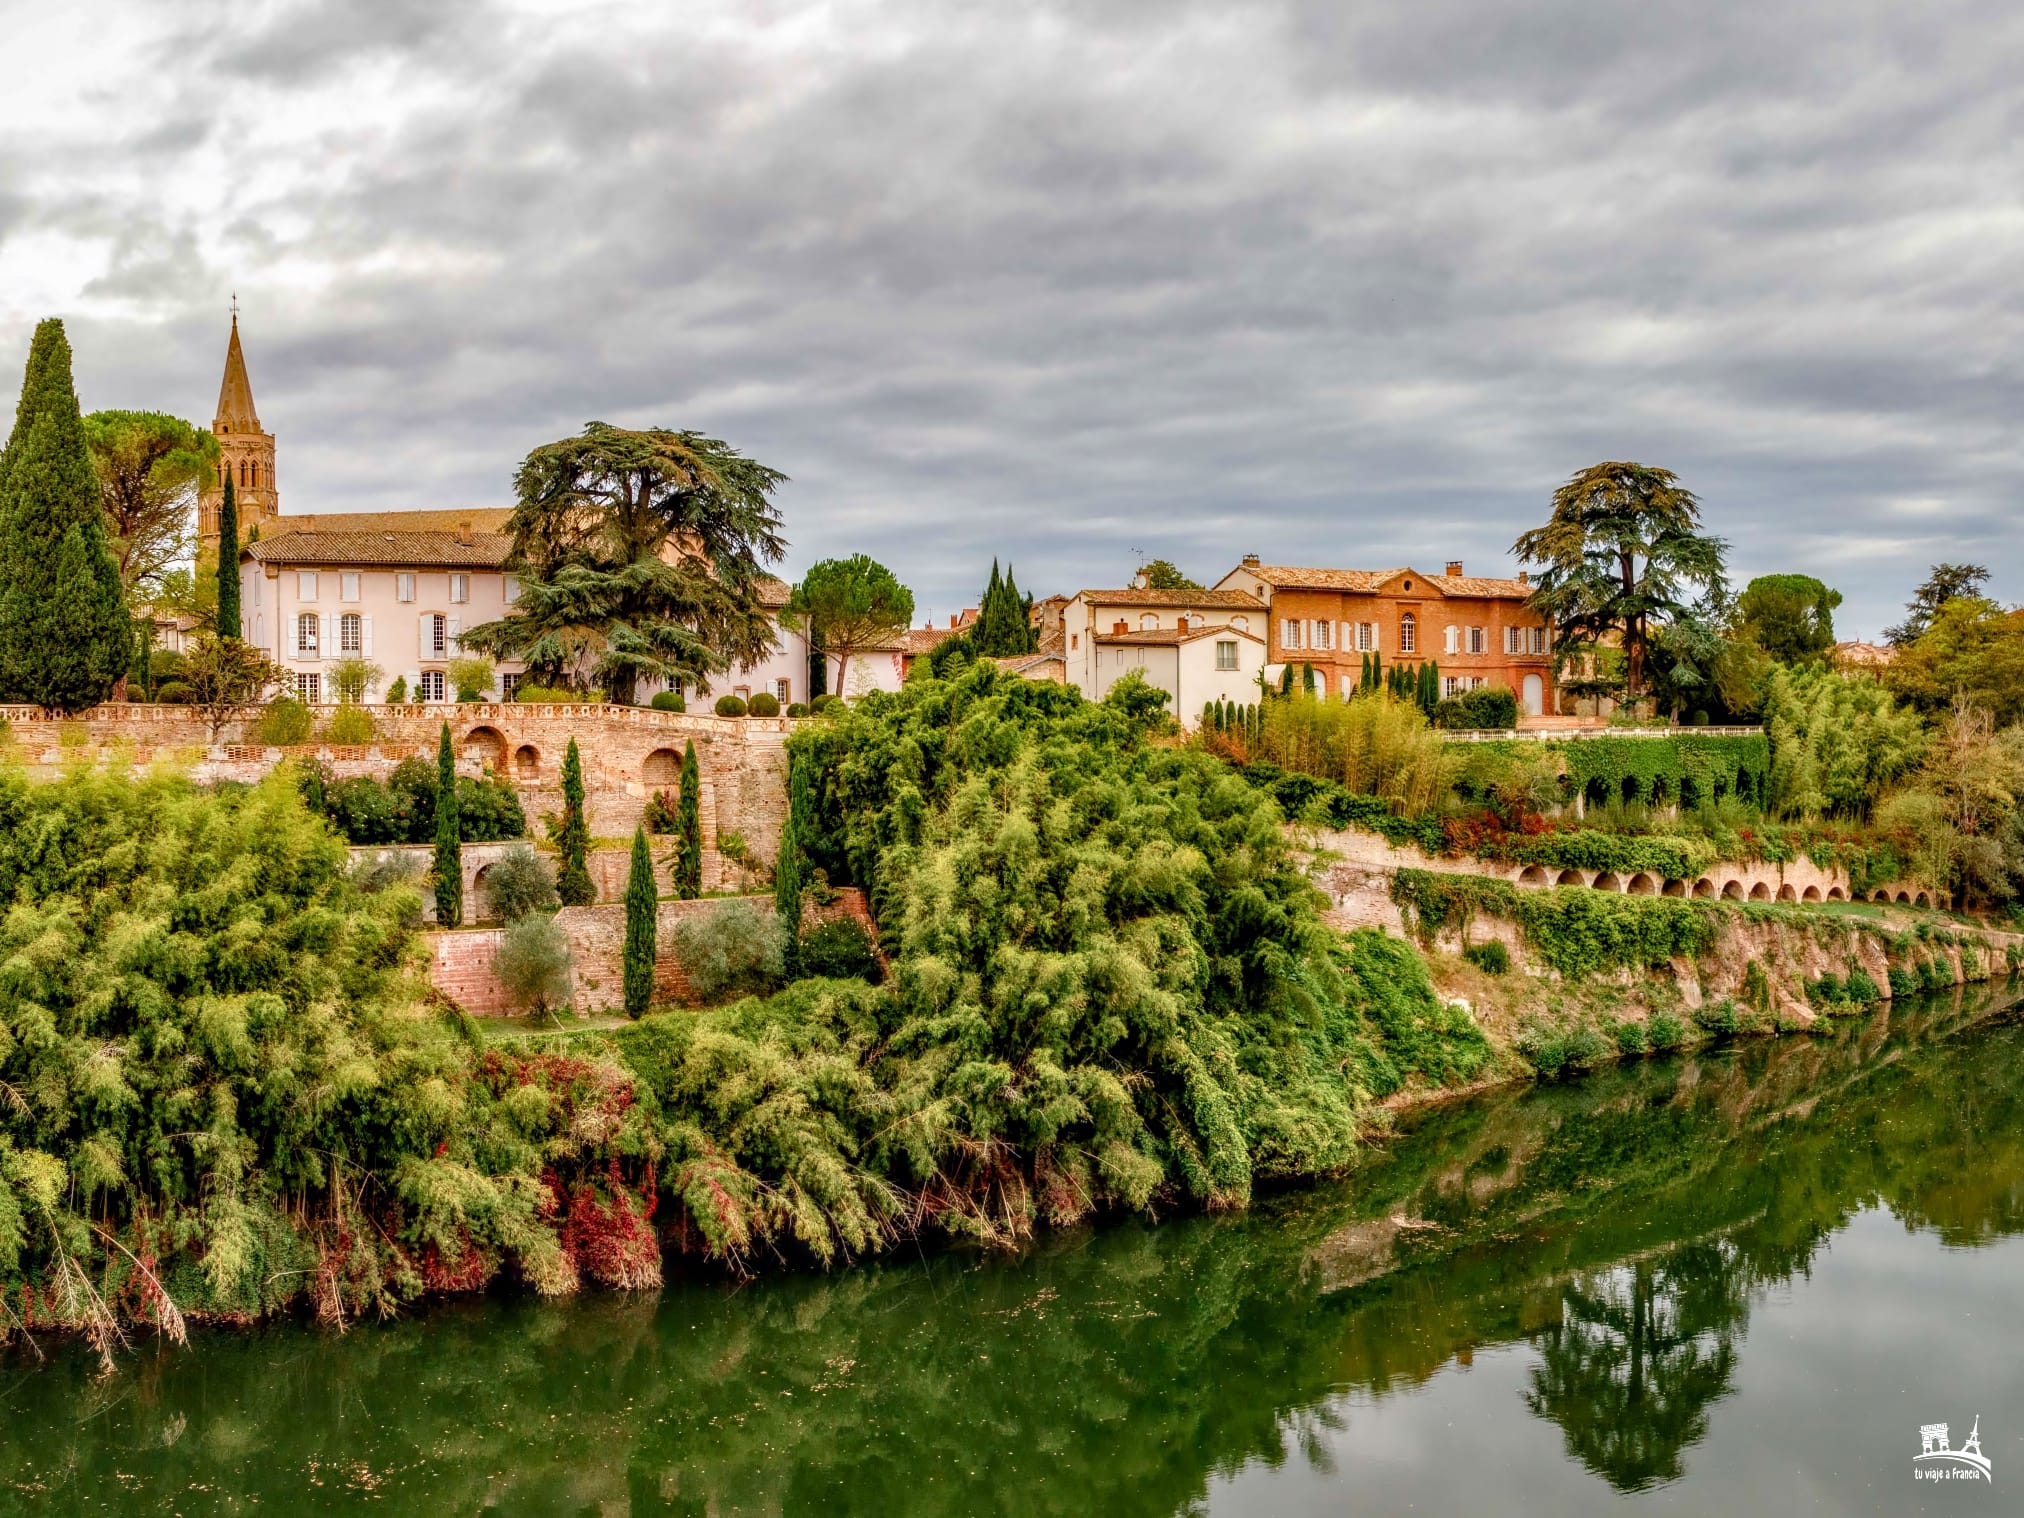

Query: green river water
6;989;2023;1515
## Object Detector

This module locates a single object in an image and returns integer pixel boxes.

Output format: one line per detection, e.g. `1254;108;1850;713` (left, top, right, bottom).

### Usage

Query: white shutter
362;616;374;656
1444;624;1459;655
1371;622;1382;652
448;615;461;654
319;613;330;663
419;613;431;658
289;614;300;657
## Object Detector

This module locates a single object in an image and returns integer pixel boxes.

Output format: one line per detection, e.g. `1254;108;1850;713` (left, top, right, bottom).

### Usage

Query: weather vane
230;290;239;318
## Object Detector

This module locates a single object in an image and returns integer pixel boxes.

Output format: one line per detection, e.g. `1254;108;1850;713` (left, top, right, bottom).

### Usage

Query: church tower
198;308;278;548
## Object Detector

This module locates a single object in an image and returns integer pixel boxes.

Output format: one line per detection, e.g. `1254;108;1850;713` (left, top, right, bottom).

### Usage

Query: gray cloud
6;0;2022;637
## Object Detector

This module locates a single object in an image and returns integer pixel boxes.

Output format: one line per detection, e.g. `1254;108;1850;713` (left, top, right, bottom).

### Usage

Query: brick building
1213;557;1557;715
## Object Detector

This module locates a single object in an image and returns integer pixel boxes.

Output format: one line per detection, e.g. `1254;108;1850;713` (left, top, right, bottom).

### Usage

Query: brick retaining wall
429;886;877;1015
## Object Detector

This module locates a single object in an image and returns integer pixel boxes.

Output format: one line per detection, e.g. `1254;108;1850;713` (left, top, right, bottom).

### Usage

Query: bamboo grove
0;664;1494;1353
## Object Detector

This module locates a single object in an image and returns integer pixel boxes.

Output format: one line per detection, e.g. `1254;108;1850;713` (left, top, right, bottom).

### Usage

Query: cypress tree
215;474;241;639
0;319;131;711
1421;660;1440;715
622;823;657;1016
556;737;594;906
431;723;463;927
1278;664;1294;696
674;739;703;899
1301;661;1315;695
774;754;812;973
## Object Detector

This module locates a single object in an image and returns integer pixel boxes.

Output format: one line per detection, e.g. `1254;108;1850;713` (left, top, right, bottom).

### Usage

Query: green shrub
1612;1019;1649;1055
1694;999;1743;1037
1844;967;1881;1004
787;702;809;718
668;899;787;1003
324;775;405;844
384;675;408;704
715;695;748;717
1742;959;1771;1015
809;694;843;714
1510;889;1716;977
1518;1022;1608;1079
643;789;679;835
154;679;191;704
650;691;685;712
483;844;559;922
1807;971;1843;1006
1391;869;1519;944
747;692;781;718
1917;955;1950;993
796;916;883;983
1648;1011;1688;1050
1432;686;1519;730
448;656;494;703
1504;830;1716;880
515;684;601;704
255;695;313;746
325;703;376;745
351;848;425;895
1887;964;1918;999
1461;939;1511;975
494;912;574;1014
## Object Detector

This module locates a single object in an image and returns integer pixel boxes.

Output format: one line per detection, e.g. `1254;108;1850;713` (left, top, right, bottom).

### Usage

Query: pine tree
622;823;657;1016
556;737;594;906
674;739;703;899
0;319;132;710
215;474;241;639
431;723;463;926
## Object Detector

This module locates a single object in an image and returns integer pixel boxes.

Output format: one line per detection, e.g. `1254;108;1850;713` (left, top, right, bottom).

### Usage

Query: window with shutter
1444;624;1459;655
396;574;416;603
361;616;373;656
340;613;361;654
448;616;461;653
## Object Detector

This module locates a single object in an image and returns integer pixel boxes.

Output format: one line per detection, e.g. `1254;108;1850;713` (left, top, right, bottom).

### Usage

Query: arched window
1399;612;1417;653
250;461;259;488
1230;615;1248;633
296;612;318;655
1140;613;1158;630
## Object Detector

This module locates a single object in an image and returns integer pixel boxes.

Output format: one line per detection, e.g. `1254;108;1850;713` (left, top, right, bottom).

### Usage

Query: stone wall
429;887;878;1016
6;700;793;893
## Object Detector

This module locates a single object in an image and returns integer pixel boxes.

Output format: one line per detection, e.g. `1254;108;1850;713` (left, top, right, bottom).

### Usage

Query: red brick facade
1214;561;1558;715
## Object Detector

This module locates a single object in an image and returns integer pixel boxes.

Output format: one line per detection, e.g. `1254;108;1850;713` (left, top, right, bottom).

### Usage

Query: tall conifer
774;753;811;971
622;824;657;1016
215;474;241;638
0;319;132;710
674;739;703;898
556;737;594;905
431;723;463;926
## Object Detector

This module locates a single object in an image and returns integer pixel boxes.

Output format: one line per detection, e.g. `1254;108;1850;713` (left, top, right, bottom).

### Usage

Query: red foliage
551;1160;662;1289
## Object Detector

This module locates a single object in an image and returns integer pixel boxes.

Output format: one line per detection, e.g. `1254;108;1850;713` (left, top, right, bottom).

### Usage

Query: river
6;989;2021;1515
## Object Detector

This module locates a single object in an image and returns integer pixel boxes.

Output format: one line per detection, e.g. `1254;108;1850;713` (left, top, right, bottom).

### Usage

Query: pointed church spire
214;310;261;433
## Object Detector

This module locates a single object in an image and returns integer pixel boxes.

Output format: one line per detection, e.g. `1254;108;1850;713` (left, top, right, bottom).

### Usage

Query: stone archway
1519;865;1547;887
1722;880;1745;899
463;725;507;770
643;746;682;786
1802;886;1822;902
1749;882;1771;901
1777;884;1797;902
1626;872;1656;896
1592;871;1621;892
1826;887;1844;901
1556;869;1586;887
514;743;541;779
1691;878;1715;898
1896;891;1912;904
1662;878;1686;897
1914;891;1931;908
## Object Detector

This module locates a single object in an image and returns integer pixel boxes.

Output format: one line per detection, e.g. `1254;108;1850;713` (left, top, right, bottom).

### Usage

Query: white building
1064;586;1269;726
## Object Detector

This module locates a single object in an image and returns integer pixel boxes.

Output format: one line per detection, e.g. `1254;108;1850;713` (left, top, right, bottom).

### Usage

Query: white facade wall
244;560;523;702
1065;592;1265;726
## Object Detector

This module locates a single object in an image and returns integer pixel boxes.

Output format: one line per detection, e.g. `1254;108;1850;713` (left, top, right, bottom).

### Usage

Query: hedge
1499;829;1718;881
1562;734;1771;808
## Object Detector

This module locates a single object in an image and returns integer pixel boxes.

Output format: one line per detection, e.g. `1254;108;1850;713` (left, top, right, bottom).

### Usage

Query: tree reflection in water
1526;1245;1746;1490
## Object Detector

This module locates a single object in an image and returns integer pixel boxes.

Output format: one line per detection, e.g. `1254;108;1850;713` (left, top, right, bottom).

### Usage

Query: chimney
1445;560;1464;577
1132;569;1150;590
457;520;475;547
1518;570;1529;586
1242;553;1261;567
1113;620;1128;636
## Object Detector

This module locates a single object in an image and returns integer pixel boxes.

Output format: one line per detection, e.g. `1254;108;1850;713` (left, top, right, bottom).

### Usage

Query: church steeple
214;310;262;434
199;302;278;549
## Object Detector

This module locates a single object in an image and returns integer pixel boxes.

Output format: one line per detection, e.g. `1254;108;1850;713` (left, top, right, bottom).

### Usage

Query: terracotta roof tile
1094;623;1266;646
1241;564;1532;599
258;508;516;537
246;531;513;568
1075;587;1266;609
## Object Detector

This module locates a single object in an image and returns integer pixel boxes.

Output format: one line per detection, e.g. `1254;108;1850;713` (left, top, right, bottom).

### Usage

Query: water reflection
3;988;2020;1515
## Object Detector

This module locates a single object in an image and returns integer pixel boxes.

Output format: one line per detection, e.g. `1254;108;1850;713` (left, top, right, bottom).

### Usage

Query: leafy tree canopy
82;409;217;595
1136;558;1201;590
1512;462;1726;706
1736;573;1841;665
1884;596;2024;726
783;555;914;693
462;423;787;705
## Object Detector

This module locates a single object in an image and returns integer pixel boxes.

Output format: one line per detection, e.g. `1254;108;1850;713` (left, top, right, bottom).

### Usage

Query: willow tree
1513;462;1726;707
461;423;788;705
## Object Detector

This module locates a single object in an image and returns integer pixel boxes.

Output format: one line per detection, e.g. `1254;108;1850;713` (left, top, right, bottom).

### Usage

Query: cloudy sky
3;0;2019;637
